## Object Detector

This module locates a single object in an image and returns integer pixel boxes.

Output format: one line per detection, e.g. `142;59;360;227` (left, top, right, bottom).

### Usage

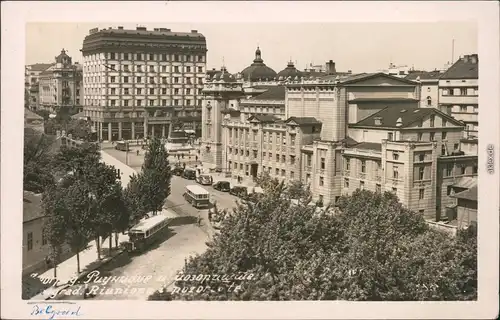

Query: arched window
426;96;432;106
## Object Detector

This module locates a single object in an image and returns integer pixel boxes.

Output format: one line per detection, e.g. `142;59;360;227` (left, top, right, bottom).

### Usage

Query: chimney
191;30;198;33
325;60;336;75
154;28;160;31
470;54;478;64
136;26;147;31
117;26;124;30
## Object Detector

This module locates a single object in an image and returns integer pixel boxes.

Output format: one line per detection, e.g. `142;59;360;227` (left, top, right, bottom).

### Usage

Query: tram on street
183;185;210;209
123;214;170;253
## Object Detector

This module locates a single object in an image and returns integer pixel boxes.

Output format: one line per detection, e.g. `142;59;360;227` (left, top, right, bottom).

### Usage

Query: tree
139;137;172;215
52;142;100;177
24;128;57;193
151;179;477;301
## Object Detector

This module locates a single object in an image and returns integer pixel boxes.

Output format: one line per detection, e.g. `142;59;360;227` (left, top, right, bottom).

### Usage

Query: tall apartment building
81;26;207;141
438;54;478;140
203;70;477;222
38;49;83;114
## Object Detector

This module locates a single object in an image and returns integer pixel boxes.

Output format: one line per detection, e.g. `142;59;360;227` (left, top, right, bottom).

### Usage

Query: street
54;149;239;300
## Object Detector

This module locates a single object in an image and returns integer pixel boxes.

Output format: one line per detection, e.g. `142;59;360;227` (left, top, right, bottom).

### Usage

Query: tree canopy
23;128;58;193
150;181;477;301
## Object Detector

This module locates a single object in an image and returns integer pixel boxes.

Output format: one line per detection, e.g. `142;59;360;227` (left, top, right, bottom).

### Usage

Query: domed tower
240;47;278;83
277;60;303;80
201;67;244;170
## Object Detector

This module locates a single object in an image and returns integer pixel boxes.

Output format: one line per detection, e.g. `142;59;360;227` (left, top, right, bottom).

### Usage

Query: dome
55;49;72;65
240;47;277;82
212;67;237;83
277;61;303;79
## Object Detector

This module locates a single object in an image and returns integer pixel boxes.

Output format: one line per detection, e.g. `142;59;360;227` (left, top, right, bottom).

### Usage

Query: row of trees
150;174;477;301
24;127;172;277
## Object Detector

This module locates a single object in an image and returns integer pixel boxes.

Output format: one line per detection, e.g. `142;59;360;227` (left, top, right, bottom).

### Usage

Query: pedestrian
136;150;140;156
197;214;202;226
208;210;212;222
45;256;51;268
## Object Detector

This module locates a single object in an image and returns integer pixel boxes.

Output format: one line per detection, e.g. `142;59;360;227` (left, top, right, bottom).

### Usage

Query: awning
452;177;477;189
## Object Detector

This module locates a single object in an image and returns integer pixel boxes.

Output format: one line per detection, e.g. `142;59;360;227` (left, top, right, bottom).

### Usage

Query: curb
42;249;126;300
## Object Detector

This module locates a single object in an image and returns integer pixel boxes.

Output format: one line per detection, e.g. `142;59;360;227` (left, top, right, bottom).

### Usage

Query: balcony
289;146;296;154
357;172;367;180
375;175;382;182
305;165;312;172
388;178;402;185
252;142;258;149
439;95;478;105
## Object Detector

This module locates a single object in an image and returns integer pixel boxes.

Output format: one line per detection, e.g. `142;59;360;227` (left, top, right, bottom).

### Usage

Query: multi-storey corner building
81;26;207;141
438;54;478;140
38;50;83;114
405;70;442;108
202;69;478;222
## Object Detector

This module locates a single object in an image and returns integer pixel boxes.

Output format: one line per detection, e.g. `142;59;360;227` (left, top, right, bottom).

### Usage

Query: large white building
81;26;207;141
201;66;478;223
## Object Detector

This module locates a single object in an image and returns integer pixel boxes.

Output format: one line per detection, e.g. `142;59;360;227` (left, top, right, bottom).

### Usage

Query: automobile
213;181;231;192
172;166;184;176
230;186;248;198
196;174;213;186
182;169;196;180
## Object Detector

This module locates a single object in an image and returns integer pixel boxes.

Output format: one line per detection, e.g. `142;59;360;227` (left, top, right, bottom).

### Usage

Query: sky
26;22;477;74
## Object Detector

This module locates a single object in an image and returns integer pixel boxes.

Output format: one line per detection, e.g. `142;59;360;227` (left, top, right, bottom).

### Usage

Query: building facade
25;63;53;111
38;50;83;114
438;54;479;140
202;70;478;222
405;70;442;108
81;26;207;141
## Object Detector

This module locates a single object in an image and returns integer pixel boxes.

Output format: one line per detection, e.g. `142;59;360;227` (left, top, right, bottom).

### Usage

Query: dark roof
452;185;478;202
24;108;44;120
277;61;303;79
250;86;286;101
405;70;443;81
23;191;44;223
207;67;237;82
340;136;359;147
248;114;280;123
55;49;72;64
340;72;417;85
352;106;463;129
353;142;382;152
440;54;478;80
452;177;477;189
241;47;278;82
28;63;53;72
285;117;322;126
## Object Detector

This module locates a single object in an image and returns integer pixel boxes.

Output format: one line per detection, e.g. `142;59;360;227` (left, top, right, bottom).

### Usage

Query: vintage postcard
1;1;499;319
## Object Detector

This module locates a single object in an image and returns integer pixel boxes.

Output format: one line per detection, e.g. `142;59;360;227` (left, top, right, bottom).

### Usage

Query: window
387;132;394;141
320;158;326;170
174;77;179;84
319;176;324;186
198;66;203;73
460;88;467;95
430;132;435;141
149;77;155;84
174;99;179;106
418;209;425;215
418;167;424;180
430;115;435;127
110;88;116;95
344;178;349;188
442;132;447;140
360;181;365;190
136;88;142;95
453;143;459;150
162;65;167;72
42;231;47;245
136;76;142;83
345;158;350;171
137;99;142;106
174;88;179;95
123;53;129;60
27;232;33;251
149;65;155;72
446;164;453;176
198;55;203;62
392;187;397;193
290;171;295;179
110;76;116;83
123;76;129;83
174;66;179;73
417;132;423;141
375;184;381;193
136;53;142;61
186;66;191;73
110;100;116;107
124;100;129;107
306;154;312;167
281;155;286;163
149;88;155;95
473;165;478;174
361;160;366;173
427;96;432;106
461;166;466;175
149;54;155;60
419;153;425;162
149;100;155;106
442;119;447;127
186;88;191;95
393;166;399;179
281;169;286;177
162;88;167;95
392;153;399;161
275;168;279;175
276;154;280;162
110;52;116;60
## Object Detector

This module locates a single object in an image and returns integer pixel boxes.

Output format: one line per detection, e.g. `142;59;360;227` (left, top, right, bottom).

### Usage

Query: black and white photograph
1;1;499;319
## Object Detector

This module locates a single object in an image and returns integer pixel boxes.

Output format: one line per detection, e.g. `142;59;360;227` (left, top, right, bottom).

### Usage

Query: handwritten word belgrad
31;304;82;319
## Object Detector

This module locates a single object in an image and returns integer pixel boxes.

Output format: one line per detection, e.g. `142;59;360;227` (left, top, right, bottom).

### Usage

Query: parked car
196;174;213;186
182;169;196;180
172;166;184;176
213;181;231;192
230;186;248;197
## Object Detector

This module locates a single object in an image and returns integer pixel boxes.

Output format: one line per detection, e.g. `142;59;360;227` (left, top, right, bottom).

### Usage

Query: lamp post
125;141;129;166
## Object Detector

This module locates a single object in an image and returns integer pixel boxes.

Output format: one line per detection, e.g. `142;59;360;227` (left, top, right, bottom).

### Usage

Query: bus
115;141;130;151
183;185;210;209
123;214;170;252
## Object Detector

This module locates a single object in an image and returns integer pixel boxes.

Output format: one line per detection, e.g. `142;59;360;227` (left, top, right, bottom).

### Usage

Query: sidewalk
207;170;257;189
30;234;129;300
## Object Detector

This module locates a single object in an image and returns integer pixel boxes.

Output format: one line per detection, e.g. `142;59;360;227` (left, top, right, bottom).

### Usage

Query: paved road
52;151;239;301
